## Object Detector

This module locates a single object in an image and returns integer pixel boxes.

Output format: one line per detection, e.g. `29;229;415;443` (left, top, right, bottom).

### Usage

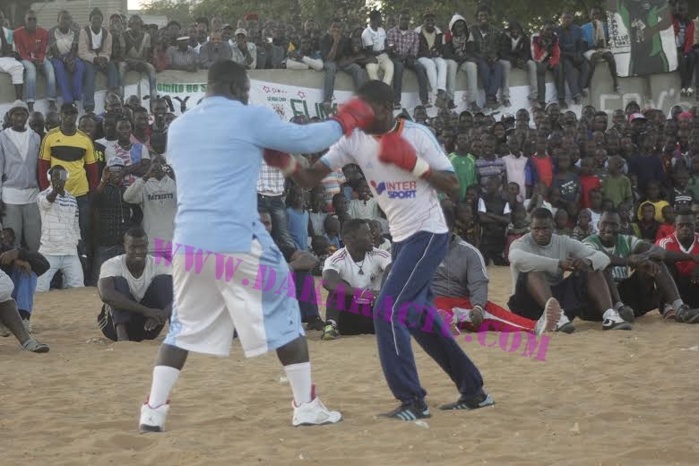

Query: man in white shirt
97;227;172;341
0;101;42;252
35;165;84;292
361;10;393;86
321;219;391;339
123;155;176;261
290;81;494;420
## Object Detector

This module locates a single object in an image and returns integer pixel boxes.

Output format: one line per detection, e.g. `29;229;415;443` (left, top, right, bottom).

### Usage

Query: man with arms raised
584;209;699;323
138;60;375;432
508;208;632;332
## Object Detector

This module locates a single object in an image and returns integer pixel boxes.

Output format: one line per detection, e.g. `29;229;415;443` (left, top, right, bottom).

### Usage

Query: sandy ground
0;266;697;466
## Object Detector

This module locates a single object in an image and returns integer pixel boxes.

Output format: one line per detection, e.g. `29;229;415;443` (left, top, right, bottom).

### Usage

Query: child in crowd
554;209;573;236
655;205;676;241
477;177;511;266
552;151;580;213
618;202;641;237
505;206;529;264
448;133;478;201
578;156;601;209
286;183;309;251
348;181;380;221
308;187;328;236
525;135;553;197
572;209;594;241
525;182;554;215
310;235;332;276
636;182;669;222
454;201;481;248
671;168;693;208
588;188;603;233
323;214;342;250
636;203;660;241
601;155;633;207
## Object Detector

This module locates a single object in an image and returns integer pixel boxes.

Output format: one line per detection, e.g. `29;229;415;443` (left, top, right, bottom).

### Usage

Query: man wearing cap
39;102;98;263
35;165;84;292
79;8;118;113
91;156;136;282
167;36;198;72
119;15;157;102
13;10;57;112
0;100;42;252
199;31;232;69
0;14;24;102
231;28;257;69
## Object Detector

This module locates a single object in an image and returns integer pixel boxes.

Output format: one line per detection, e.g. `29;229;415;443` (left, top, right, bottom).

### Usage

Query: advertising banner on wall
606;0;678;77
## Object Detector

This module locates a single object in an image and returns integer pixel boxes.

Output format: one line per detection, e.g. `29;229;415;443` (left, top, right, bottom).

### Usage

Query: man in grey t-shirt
507;208;632;332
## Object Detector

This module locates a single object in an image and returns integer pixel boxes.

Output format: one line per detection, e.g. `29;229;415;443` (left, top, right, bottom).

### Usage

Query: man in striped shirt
584;209;699;323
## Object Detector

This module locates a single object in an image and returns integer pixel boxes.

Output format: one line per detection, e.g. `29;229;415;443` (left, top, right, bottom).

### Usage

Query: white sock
603;309;623;322
284;362;312;406
672;299;685;312
147;366;180;408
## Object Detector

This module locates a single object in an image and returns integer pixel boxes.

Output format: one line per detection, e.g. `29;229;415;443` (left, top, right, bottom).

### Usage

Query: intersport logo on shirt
370;180;417;199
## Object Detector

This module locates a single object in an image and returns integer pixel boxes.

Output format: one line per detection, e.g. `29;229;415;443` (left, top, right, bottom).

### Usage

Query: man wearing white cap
0;100;42;252
231;28;257;69
167;36;198;72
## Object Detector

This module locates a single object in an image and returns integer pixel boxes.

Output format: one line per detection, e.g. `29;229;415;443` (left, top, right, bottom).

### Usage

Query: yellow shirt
636;199;670;223
40;128;96;197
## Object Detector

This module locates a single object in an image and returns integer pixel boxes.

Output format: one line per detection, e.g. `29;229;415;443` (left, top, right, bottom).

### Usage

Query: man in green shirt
601;156;633;207
448;133;477;201
615;0;672;76
583;209;699;323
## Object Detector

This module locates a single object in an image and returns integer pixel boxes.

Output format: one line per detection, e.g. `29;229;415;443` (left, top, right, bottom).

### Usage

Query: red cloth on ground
434;296;536;333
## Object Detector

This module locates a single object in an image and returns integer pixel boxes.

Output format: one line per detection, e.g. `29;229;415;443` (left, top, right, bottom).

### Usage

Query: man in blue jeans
291;81;494;420
13;10;57;112
319;19;367;112
387;11;430;109
97;227;172;342
471;5;504;110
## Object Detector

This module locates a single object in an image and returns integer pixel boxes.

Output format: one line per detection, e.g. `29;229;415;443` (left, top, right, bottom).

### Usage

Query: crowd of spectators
0;4;697;347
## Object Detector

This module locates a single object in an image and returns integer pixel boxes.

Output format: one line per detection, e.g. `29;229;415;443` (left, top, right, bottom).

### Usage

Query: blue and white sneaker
382;401;431;421
439;393;495;411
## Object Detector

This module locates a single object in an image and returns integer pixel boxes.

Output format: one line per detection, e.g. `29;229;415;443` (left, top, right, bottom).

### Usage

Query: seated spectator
0;101;42;252
320;219;391;339
444;14;477;112
387;10;429;109
1;16;24;102
673;1;695;98
471;5;504;110
637;182;670;223
499;20;535;108
448;133;477;201
508;208;632;332
324;214;342;250
79;8;118;113
586;210;699;323
557;11;589;106
361;10;393;86
477;177;511;266
286;183;309;251
231;28;257;70
505;206;529;262
581;6;620;94
0;266;49;352
48;11;82;105
259;209;324;330
637;203;660;241
13;10;57;112
28;111;46;139
119;16;157;101
36;165;84;292
554;208;572;236
348;181;380;220
525;135;554;195
123;155;176;261
656;205;676;241
198;31;232;69
308;187;328;236
0;227;49;333
572;208;594;240
657;210;699;309
416;11;448;108
167;36;198;72
286;35;323;71
601;155;632;207
434;205;559;334
331;192;351;224
552;151;581;213
531;21;565;109
454;200;481;247
97;228;172;341
369;219;391;252
672;168;693;208
152;29;170;72
91;157;136;282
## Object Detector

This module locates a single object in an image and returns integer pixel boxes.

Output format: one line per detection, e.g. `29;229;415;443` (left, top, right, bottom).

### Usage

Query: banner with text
606;0;678;77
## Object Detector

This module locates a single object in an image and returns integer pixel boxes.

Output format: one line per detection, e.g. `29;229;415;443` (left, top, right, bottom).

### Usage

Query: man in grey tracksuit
0;100;42;251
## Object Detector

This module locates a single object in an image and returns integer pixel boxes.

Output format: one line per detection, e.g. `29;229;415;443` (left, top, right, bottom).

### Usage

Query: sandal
21;338;50;353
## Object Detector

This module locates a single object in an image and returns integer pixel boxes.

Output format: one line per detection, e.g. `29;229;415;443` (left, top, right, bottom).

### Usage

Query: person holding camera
123;154;177;262
35;165;84;292
320;219;392;340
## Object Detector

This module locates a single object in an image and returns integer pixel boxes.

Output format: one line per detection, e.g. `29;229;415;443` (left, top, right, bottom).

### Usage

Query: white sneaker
602;309;632;331
535;298;563;336
292;397;342;426
139;401;170;432
555;311;576;334
688;87;695;96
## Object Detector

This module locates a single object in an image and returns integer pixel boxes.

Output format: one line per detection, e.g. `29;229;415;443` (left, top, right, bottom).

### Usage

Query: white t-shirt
321;120;453;242
348;197;380;220
99;255;171;302
323;247;392;291
361;27;387;52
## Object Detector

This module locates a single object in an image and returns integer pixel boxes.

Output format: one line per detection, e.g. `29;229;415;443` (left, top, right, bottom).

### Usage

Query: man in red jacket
531;20;565;109
13;10;57;112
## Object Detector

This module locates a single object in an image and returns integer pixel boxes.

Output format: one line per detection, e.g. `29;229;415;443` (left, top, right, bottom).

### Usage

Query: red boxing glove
330;97;375;136
263;149;298;177
378;132;431;178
